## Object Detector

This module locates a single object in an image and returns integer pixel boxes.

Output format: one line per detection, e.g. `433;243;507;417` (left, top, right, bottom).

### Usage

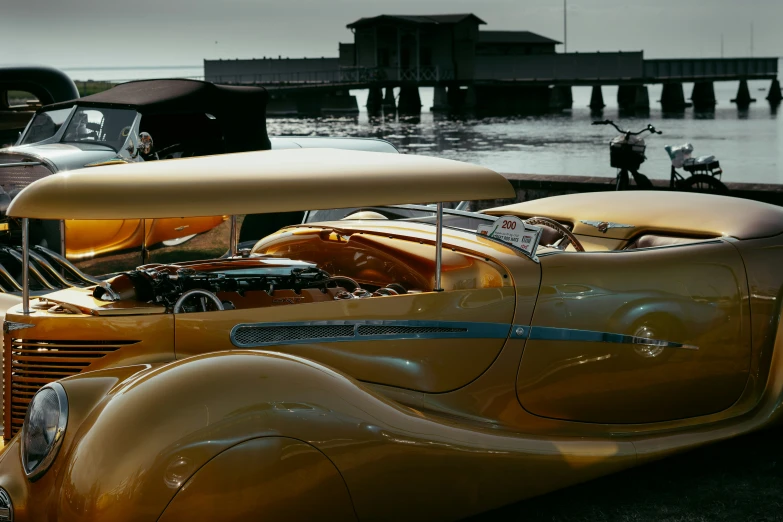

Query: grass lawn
74;81;116;97
466;426;783;522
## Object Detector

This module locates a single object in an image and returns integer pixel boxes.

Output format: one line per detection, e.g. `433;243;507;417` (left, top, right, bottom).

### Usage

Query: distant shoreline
61;65;202;71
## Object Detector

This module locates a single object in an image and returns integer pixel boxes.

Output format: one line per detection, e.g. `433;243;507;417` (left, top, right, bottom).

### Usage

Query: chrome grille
0;162;52;193
233;325;354;346
5;339;136;439
357;325;467;336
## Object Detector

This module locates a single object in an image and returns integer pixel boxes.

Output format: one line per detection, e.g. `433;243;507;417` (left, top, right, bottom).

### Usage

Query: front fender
158;437;356;522
53;350;365;522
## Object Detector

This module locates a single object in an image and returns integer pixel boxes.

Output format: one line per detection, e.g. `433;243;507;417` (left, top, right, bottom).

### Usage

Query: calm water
269;80;783;185
66;65;783;184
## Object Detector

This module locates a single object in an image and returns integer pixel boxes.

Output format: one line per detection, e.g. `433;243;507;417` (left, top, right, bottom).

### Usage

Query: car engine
93;260;407;312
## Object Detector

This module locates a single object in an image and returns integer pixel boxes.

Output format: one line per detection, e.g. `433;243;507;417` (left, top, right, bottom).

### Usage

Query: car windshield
305;205;495;231
19;106;74;145
61;106;137;151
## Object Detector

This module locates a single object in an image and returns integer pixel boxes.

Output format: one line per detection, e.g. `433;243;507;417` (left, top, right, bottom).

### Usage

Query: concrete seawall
470;173;783;210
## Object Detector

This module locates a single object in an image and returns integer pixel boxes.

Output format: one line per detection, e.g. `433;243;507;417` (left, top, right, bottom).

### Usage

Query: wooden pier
204;13;780;117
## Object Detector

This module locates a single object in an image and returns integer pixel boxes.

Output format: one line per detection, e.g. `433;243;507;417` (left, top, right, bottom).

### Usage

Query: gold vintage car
0;148;782;521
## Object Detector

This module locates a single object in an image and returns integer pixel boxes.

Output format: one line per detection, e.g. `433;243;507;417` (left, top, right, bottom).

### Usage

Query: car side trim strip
230;321;696;350
230;320;512;348
527;326;699;350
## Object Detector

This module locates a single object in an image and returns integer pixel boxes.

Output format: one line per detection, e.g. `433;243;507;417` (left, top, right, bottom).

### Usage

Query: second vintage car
0;78;398;273
0;149;782;521
0;66;80;149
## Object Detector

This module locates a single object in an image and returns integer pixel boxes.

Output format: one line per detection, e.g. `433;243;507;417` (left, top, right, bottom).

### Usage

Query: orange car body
63;216;227;260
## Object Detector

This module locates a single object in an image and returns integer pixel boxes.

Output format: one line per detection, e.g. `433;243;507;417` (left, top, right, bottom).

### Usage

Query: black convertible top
47;79;264;113
0;65;80;106
46;79;271;151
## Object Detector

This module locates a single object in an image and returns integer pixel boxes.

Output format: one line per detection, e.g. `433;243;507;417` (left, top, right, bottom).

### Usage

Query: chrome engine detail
93;259;409;312
173;289;225;314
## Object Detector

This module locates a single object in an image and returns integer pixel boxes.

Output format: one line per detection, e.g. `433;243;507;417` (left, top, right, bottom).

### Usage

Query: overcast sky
3;0;781;71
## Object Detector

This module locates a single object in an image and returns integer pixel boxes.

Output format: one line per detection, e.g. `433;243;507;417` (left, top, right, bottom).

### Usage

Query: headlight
22;382;68;481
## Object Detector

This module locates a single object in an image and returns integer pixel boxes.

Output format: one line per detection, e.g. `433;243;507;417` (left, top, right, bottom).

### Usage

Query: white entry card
477;215;542;255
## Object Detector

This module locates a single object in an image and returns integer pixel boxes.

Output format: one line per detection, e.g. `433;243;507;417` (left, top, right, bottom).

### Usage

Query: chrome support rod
21;218;30;314
59;220;66;260
229;215;238;257
435;202;443;292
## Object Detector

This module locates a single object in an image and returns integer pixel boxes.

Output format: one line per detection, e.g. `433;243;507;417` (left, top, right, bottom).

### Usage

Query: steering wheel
524;216;585;252
154;142;187;160
326;276;361;292
173;289;225;313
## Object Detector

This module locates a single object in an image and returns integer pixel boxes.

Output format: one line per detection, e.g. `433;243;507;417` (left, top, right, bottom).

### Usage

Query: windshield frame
303;204;498;228
302;204;538;261
16;105;76;146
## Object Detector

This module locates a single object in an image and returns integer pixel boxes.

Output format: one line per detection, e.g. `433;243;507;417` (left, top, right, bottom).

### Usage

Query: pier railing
473;55;777;85
205;66;453;86
643;58;779;82
207;58;777;88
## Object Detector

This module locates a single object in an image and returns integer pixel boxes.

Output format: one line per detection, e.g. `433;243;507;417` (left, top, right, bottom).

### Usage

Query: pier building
204;13;780;117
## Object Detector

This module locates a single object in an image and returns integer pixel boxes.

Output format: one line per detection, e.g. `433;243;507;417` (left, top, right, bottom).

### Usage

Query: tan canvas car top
7;148;515;219
486;191;783;240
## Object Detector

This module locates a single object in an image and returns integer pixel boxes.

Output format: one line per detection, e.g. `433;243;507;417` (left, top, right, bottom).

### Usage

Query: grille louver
6;339;136;438
233;325;355;346
231;322;471;348
356;325;467;336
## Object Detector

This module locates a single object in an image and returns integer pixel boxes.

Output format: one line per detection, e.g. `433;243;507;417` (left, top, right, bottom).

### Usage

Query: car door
516;240;751;424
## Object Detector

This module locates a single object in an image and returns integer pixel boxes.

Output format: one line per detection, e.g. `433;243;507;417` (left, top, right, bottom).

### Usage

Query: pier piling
382;87;396;116
731;79;756;109
589;86;605;110
660;83;687;112
617;85;649;112
549;85;573;111
366;87;383;117
431;86;449;113
398;85;422;117
691;81;716;112
767;79;782;106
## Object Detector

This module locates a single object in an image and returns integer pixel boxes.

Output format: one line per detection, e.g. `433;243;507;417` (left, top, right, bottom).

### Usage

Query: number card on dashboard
477;215;542;256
